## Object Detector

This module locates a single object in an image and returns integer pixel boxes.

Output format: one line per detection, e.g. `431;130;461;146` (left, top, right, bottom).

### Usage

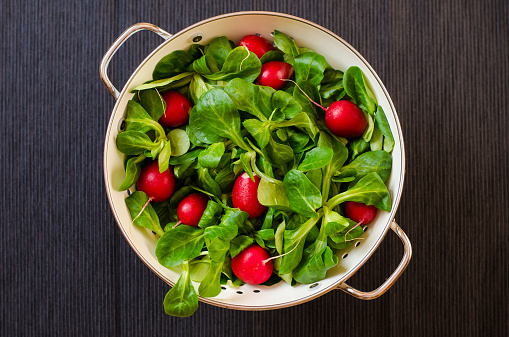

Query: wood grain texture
0;0;507;336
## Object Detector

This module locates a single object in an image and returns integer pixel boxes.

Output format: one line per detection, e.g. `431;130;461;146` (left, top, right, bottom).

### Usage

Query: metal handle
338;221;412;300
100;23;172;99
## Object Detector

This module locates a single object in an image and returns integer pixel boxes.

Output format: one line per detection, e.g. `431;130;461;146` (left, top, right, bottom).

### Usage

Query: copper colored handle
99;23;172;99
338;221;412;300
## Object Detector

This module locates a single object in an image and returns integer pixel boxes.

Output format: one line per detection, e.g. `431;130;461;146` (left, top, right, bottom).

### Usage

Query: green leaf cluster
115;31;397;317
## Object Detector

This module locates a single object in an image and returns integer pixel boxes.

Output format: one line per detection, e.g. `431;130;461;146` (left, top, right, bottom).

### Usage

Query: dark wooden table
1;1;507;336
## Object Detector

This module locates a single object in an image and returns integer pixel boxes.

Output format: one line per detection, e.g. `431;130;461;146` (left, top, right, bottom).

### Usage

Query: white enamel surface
103;12;405;310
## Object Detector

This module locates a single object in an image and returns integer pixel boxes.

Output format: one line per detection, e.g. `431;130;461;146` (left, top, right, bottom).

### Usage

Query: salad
115;31;395;317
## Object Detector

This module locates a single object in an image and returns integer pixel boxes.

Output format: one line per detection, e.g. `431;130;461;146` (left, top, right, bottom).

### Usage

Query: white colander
100;11;412;310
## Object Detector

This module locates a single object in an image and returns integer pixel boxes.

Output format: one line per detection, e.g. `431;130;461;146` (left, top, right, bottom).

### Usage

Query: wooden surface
1;0;507;336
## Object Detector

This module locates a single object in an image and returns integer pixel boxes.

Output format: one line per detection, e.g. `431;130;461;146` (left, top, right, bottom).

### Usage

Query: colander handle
337;221;412;300
100;23;172;99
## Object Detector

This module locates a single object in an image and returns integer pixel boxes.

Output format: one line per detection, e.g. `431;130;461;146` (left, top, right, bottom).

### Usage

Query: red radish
289;81;368;139
239;35;275;58
159;91;192;128
176;193;209;227
136;161;176;203
256;61;294;90
325;100;367;138
342;201;377;242
231;244;273;285
344;201;377;224
232;173;267;218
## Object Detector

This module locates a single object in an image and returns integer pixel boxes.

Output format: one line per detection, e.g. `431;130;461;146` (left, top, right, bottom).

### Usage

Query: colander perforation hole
118;119;126;132
236;291;243;295
221;286;226;290
342;253;348;259
253;290;260;293
363;226;368;232
355;241;361;247
190;33;203;43
308;283;321;291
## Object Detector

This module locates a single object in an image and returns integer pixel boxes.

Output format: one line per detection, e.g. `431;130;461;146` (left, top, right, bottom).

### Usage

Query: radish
289;81;367;138
239;35;275;58
232;173;267;218
231;244;273;285
136;161;176;203
344;201;377;224
176;193;209;227
256;61;294;90
159;91;192;128
325;100;367;138
343;201;377;241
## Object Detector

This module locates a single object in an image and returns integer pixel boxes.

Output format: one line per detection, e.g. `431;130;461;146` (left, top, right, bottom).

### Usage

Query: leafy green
155;226;205;267
230;236;255;258
348;137;370;160
220;209;250;236
197;167;222;198
198;261;223;297
163;261;198;317
124;100;164;137
205;36;232;70
326;172;392;211
173;160;197;179
318;132;348;202
327;218;364;248
168;128;190;157
370;126;383;151
139;89;165;121
197;200;223;228
214;166;237;193
125;191;164;236
293;52;327;86
204;47;261;82
292;80;322;118
187;44;204;59
260;50;284;63
320;68;344;100
224;78;271;120
374;106;395;152
118;154;146;190
376;106;392;135
292;238;328;284
339;150;392;182
271;90;302;119
198;142;226;168
243;119;271;149
191;55;219;75
306;169;322;190
132;72;193;92
279;216;321;274
189;73;213;104
153;50;195;80
169;149;202;166
266;136;294;165
343;66;377;115
362;112;375;142
261;207;276;230
297;147;333;171
283;170;322;218
208;237;230;262
287;128;311;153
257;178;293;211
273;30;299;61
189;88;248;150
158;140;172;172
275;112;319;139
